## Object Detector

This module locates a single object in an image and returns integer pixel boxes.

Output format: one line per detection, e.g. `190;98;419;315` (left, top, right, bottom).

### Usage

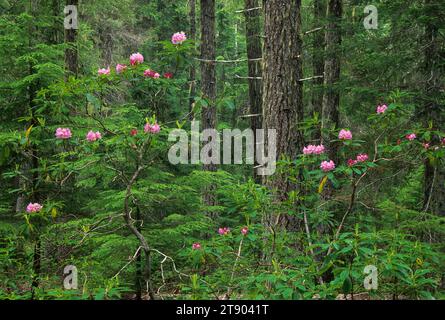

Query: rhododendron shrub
1;11;443;300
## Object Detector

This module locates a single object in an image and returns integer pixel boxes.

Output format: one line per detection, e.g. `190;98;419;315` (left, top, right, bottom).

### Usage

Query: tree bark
189;0;197;119
244;0;263;182
200;0;217;210
262;0;304;229
200;0;217;137
312;0;326;141
321;0;342;161
320;0;342;201
64;0;78;77
421;0;444;216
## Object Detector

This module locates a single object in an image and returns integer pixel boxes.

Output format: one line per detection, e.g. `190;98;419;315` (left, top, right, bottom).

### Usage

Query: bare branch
299;75;324;82
235;74;262;80
235;6;261;13
304;27;323;35
196;58;262;63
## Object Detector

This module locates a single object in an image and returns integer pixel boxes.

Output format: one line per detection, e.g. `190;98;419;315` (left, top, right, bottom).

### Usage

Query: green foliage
0;0;444;301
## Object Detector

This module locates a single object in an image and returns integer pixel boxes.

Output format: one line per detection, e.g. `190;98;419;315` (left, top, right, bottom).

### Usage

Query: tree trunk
64;0;78;77
244;0;263;182
50;0;61;44
321;0;341;160
262;0;304;229
200;0;217;137
422;0;444;217
27;0;42;298
320;0;342;199
99;26;113;67
189;0;196;119
200;0;217;210
312;0;326;141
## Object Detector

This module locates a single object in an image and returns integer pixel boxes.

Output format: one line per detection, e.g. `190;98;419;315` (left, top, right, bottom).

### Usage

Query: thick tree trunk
422;0;444;216
244;0;263;182
189;0;197;119
200;0;217;210
320;0;342;201
321;0;342;162
312;0;326;141
200;0;217;135
262;0;304;229
64;0;78;77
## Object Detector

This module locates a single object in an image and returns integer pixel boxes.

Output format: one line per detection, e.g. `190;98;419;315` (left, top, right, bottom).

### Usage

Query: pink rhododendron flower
164;72;173;79
55;128;72;139
98;67;110;76
144;123;161;134
143;69;160;78
116;64;127;74
241;227;248;235
218;227;230;235
338;129;352;140
130;129;138;136
347;159;357;167
303;144;325;155
130;52;144;65
423;143;430;150
171;31;187;45
441;138;445;145
26;202;42;213
192;243;201;250
86;130;102;142
356;153;369;162
376;104;388;114
406;133;416;141
320;160;335;172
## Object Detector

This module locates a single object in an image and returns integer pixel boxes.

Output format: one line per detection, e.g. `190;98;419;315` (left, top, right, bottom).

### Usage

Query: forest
0;0;444;301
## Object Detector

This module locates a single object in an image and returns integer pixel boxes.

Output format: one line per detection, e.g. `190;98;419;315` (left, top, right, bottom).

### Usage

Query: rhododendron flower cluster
356;153;369;162
348;153;369;166
130;129;138;136
144;122;160;134
423;143;430;150
338;129;352;140
241;227;248;235
130;52;144;65
192;243;201;250
376;104;388;114
218;227;230;235
116;64;127;74
320;160;335;172
26;202;42;213
55;128;72;139
98;67;110;76
347;159;357;167
406;133;416;141
171;32;187;45
303;144;325;155
86;131;102;142
164;72;173;79
144;69;160;78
